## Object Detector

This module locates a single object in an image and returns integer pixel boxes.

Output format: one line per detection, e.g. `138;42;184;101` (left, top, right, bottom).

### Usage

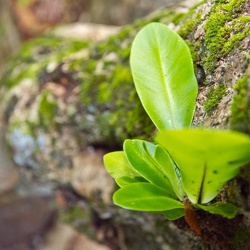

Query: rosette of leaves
103;23;250;234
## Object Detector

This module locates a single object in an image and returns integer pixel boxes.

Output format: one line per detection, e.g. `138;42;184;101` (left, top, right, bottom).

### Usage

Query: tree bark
0;0;250;249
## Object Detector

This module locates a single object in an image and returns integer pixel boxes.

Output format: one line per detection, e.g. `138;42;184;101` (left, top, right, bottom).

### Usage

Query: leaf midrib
154;31;176;129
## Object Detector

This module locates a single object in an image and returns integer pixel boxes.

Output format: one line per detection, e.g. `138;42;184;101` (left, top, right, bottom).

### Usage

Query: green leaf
130;22;197;130
154;145;184;200
161;208;185;220
115;176;147;187
144;143;184;199
195;202;238;219
113;183;184;211
103;151;140;179
124;139;177;198
156;129;250;204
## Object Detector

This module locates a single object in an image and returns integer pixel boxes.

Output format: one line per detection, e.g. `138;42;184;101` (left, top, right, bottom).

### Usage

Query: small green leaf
113;183;184;211
161;209;185;220
124;139;177;198
116;176;147;187
156;129;250;204
141;141;184;199
154;145;184;200
130;22;197;130
195;202;238;219
103;151;140;179
142;142;183;198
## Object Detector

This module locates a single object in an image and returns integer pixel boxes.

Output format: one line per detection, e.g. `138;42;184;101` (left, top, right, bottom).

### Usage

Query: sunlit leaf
154;145;184;200
130;22;197;130
156;129;250;204
113;183;184;211
195;202;238;219
104;151;140;179
115;176;147;187
124;139;177;198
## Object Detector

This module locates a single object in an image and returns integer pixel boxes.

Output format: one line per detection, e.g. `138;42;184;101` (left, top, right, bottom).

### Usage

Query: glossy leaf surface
154;145;184;200
130;22;197;130
104;151;140;179
113;183;184;211
124;139;176;198
156;129;250;204
115;176;147;187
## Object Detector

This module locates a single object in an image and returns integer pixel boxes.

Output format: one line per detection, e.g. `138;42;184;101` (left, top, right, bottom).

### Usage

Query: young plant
103;22;250;234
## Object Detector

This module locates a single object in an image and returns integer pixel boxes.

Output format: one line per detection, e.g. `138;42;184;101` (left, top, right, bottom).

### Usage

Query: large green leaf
130;22;197;130
124;139;176;198
103;151;140;179
113;183;184;211
195;202;238;219
156;129;250;204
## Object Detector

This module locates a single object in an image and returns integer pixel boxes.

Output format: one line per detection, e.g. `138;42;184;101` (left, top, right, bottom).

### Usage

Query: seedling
103;23;250;234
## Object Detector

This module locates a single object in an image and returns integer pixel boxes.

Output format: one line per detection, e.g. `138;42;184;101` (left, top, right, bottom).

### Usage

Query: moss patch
38;91;58;129
17;0;31;6
204;84;227;113
2;5;208;146
1;35;89;89
202;0;249;73
230;75;250;134
178;13;202;39
62;205;94;235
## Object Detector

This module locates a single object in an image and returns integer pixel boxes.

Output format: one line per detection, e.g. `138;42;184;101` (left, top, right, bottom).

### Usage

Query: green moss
172;13;187;25
173;0;206;26
230;75;250;133
8;3;243;147
134;10;172;25
17;0;30;6
204;84;227;113
63;206;86;223
9;119;35;138
232;16;250;31
38;91;57;128
177;9;202;64
223;16;250;54
0;24;5;37
66;19;159;145
62;206;93;235
202;0;248;73
178;13;201;39
0;35;89;89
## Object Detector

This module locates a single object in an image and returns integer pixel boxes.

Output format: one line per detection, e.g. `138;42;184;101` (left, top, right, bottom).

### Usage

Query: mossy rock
0;0;250;249
0;8;186;170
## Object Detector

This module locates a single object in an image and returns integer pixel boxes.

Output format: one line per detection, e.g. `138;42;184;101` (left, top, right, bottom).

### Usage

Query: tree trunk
0;0;250;249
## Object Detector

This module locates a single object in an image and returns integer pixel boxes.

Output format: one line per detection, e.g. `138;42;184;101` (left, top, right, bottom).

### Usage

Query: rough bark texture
0;0;250;249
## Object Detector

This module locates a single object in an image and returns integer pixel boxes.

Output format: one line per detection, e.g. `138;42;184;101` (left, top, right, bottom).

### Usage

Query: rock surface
40;223;110;250
0;0;250;249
